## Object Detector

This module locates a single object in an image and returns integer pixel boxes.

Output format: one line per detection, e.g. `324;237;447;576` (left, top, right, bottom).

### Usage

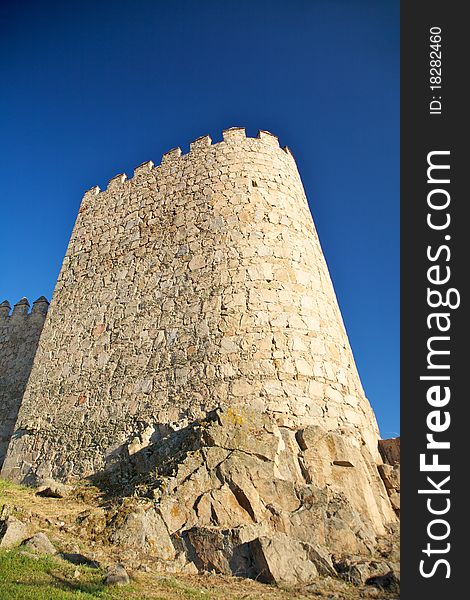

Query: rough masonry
0;297;49;467
1;129;397;576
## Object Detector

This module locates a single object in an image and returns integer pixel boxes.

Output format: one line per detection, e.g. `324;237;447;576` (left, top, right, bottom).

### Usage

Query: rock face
378;438;400;466
97;407;396;581
378;438;400;515
110;506;176;561
248;534;319;586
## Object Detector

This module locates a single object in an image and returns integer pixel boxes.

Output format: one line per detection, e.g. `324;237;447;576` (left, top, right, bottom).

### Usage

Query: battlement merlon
0;301;11;320
12;298;30;317
189;135;212;152
78;128;296;207
133;160;154;178
32;296;50;315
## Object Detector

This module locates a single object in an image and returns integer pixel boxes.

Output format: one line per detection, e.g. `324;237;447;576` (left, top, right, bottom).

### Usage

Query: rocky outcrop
95;406;397;585
36;478;72;499
334;555;400;591
378;438;400;466
378;437;400;515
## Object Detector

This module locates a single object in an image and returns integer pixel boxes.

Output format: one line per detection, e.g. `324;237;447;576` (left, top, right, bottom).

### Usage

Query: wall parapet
80;128;295;206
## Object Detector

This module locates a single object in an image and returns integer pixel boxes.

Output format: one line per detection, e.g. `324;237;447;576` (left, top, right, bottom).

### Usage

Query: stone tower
2;130;396;558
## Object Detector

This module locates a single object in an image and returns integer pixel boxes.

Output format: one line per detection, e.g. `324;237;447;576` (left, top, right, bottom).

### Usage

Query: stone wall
2;128;382;484
0;297;49;467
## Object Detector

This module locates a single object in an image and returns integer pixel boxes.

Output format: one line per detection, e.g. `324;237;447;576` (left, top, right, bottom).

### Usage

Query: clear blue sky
0;0;399;436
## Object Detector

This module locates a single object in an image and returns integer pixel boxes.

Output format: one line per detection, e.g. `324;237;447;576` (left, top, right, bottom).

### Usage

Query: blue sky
0;0;399;435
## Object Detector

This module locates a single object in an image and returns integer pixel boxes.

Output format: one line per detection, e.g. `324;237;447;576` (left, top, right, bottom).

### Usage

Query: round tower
2;128;382;482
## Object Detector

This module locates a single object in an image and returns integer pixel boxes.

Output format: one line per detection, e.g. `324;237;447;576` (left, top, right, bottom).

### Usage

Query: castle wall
0;297;49;467
2;129;381;483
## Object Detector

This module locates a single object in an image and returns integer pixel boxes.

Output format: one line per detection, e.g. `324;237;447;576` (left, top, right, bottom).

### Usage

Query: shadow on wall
0;297;49;468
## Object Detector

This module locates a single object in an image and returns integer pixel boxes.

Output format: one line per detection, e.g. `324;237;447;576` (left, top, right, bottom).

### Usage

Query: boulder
0;516;29;549
36;478;72;498
334;556;393;586
23;532;57;555
110;507;176;561
104;564;130;586
184;527;235;575
248;533;319;586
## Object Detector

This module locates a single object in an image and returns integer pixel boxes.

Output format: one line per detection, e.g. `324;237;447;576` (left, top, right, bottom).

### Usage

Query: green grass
158;577;211;599
0;549;122;600
0;478;29;495
0;549;214;600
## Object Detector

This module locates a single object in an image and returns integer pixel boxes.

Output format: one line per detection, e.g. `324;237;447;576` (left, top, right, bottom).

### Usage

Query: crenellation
31;296;50;315
161;147;182;164
257;130;279;146
83;185;101;199
0;301;11;320
281;145;296;161
79;130;299;207
189;135;212;151
11;297;30;317
107;173;128;191
78;186;101;215
133;160;154;178
222;126;246;143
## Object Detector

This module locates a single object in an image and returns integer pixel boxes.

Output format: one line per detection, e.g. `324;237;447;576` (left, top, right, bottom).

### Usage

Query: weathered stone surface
110;506;176;561
104;564;130;586
95;408;395;584
249;533;318;586
0;516;29;549
388;490;400;513
184;527;236;575
378;464;400;492
0;297;48;468
377;439;400;515
367;569;400;593
36;478;72;498
334;556;399;589
378;437;400;466
23;532;57;555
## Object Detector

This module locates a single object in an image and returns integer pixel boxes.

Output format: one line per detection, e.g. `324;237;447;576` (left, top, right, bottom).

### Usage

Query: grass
0;548;296;599
0;547;321;600
0;549;215;600
0;548;110;599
